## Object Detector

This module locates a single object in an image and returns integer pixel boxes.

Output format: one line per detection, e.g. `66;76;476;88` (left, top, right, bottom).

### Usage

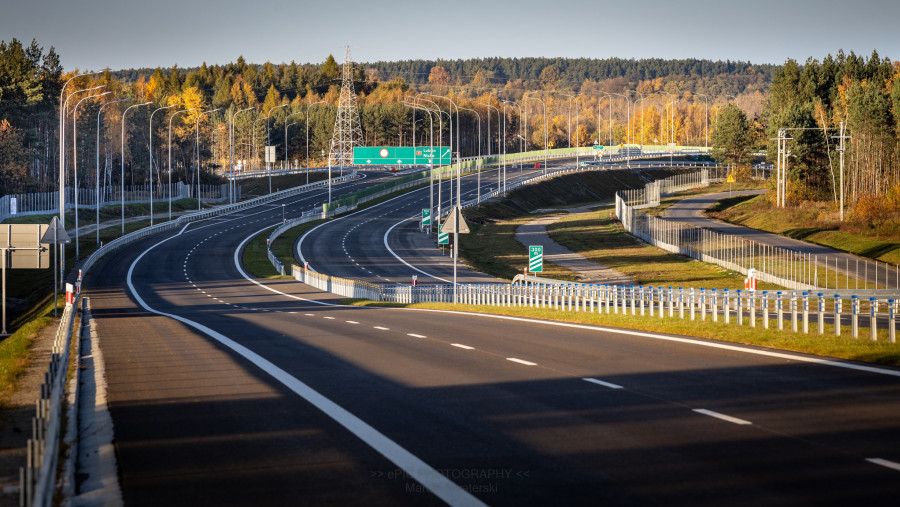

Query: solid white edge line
867;458;900;472
583;378;624;389
506;357;537;366
129;230;485;507
384;214;452;283
451;343;475;350
693;409;752;425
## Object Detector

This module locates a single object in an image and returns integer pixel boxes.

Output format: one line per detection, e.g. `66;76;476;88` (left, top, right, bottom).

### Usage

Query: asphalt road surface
82;168;900;506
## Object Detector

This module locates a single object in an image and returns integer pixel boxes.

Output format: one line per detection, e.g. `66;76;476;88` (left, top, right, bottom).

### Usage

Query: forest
1;39;897;225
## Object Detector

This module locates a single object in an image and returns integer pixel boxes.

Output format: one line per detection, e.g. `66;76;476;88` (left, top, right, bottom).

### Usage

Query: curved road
80;169;900;506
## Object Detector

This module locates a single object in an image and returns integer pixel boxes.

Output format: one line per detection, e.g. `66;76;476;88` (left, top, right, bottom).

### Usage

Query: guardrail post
818;293;825;334
791;292;798;332
834;295;842;336
723;289;730;324
762;291;769;329
870;297;878;341
690;288;695;320
802;292;809;334
639;286;645;316
658;287;665;319
890;299;896;343
736;290;743;325
851;295;859;339
700;288;706;320
749;292;756;328
711;289;718;322
668;287;674;317
678;287;685;319
627;285;634;315
776;292;783;330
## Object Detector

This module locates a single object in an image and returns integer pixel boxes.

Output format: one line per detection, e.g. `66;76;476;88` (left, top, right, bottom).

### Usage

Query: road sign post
529;245;544;273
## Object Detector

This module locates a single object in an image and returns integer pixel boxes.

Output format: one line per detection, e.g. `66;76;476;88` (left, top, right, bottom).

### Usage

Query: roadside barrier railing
20;294;82;507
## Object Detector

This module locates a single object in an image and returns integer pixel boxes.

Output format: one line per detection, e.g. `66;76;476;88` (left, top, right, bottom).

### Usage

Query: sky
2;0;898;72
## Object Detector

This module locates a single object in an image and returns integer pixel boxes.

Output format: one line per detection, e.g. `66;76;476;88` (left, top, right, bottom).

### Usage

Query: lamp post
230;106;256;203
695;93;710;149
149;104;176;225
252;115;268;173
458;106;481;200
121;101;151;235
410;95;446;227
96;97;132;248
305;100;325;185
524;93;548;173
596;91;614;147
481;100;501;193
169;107;198;220
73;90;112;260
195;108;220;212
501;99;524;187
266;103;290;194
611;93;631;147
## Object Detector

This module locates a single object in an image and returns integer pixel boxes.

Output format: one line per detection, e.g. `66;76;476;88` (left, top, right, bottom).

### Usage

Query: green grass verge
0;298;61;405
344;299;900;367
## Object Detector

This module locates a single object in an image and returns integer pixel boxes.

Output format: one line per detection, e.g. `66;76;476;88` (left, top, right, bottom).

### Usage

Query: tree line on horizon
2;39;897;225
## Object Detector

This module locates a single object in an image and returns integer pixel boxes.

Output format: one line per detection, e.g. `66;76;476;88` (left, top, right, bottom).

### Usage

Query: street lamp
305;100;325;185
96;97;132;248
73;90;112;260
121;101;152;235
480;100;501;193
501;99;524;187
458;106;481;200
169;107;198;220
695;93;710;149
195;108;221;212
230;106;256;203
524;92;548;173
149;104;176;225
266;103;290;194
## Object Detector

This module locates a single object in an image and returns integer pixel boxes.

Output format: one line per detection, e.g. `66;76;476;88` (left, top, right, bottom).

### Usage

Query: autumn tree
711;104;751;164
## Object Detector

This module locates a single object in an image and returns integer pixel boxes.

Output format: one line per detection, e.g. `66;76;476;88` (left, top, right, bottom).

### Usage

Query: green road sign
592;145;605;150
438;231;449;245
422;208;431;226
353;146;451;165
528;245;543;273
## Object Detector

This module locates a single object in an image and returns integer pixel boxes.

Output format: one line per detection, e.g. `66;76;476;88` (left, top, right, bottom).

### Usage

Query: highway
82;164;900;506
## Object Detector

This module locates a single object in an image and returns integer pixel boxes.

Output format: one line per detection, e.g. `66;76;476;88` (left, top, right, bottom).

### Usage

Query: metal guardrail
20;294;81;507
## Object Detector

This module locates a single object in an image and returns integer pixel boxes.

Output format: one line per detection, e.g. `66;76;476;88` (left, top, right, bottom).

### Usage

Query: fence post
776;292;783;330
639;286;645;316
890;299;896;343
690;288;695;320
700;288;707;320
711;289;718;322
834;295;842;337
851;295;859;339
723;289;730;324
802;292;809;334
870;297;877;341
791;292;798;333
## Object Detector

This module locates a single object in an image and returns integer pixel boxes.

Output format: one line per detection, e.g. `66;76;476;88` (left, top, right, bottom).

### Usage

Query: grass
344;299;900;367
239;171;329;198
642;182;765;217
710;193;900;266
0;297;61;406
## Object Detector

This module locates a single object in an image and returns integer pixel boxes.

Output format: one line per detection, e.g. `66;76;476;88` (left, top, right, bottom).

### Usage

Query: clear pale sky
3;0;898;71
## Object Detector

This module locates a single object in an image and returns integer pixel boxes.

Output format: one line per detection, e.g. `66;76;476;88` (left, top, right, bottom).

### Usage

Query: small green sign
353;146;451;165
592;145;605;150
422;208;431;226
528;245;543;273
438;231;449;245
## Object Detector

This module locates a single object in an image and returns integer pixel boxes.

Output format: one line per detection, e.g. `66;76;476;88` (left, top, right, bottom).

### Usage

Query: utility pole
833;121;851;221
